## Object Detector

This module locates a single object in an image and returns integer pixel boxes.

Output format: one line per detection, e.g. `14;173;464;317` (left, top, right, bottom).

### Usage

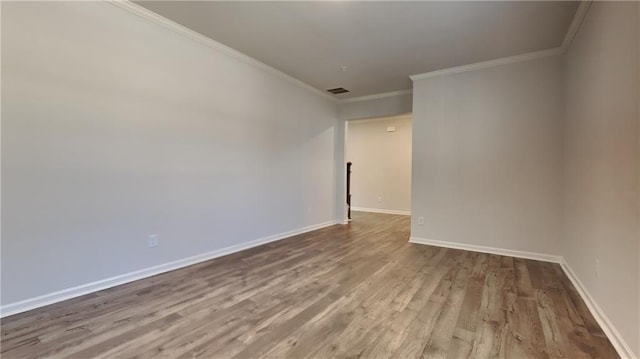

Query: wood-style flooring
1;212;618;358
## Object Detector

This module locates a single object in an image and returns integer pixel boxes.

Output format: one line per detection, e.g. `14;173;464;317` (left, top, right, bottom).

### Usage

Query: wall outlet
378;196;383;203
148;234;159;248
417;216;425;225
595;259;600;278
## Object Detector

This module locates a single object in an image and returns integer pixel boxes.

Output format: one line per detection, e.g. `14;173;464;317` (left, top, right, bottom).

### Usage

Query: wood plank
0;212;619;358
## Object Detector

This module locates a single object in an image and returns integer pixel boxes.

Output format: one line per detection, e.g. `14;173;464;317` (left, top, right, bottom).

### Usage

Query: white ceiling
135;1;579;99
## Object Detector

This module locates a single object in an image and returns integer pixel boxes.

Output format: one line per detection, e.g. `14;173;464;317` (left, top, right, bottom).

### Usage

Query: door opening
344;114;412;220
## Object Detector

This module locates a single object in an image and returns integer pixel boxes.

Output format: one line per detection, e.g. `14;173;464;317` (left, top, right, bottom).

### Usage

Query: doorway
345;114;412;220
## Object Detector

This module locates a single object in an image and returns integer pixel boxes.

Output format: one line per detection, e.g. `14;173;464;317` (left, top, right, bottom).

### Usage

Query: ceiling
136;1;579;99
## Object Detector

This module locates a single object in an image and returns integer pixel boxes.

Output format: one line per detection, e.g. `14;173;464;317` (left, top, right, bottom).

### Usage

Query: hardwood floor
1;212;618;358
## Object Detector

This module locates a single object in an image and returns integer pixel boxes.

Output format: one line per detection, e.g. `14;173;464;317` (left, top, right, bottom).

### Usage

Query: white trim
107;1;338;104
0;220;339;318
408;236;636;358
347;113;412;124
409;0;592;82
560;1;593;52
110;0;591;102
340;89;413;104
408;237;562;263
109;0;592;103
409;47;563;81
559;259;637;359
352;207;411;216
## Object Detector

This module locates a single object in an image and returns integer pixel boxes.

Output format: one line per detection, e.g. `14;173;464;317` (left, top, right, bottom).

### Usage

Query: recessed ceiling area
135;1;579;98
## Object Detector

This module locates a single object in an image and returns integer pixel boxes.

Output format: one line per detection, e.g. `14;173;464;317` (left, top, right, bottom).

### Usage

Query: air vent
326;87;350;95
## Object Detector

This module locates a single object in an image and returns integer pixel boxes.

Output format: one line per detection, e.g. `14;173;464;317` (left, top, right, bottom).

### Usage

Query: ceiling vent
326;87;350;95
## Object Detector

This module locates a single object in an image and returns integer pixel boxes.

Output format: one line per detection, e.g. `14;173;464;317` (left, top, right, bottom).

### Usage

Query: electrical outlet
417;216;425;225
595;259;600;278
148;234;159;248
378;196;383;203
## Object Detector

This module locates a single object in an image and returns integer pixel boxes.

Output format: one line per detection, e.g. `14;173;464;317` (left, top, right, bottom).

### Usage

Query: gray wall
411;3;640;355
346;115;412;213
339;93;412;120
411;56;564;255
562;2;639;355
1;2;339;306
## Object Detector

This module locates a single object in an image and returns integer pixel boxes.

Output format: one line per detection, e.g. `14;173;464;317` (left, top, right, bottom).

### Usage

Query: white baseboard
559;259;637;359
351;207;411;216
409;236;636;359
409;237;562;263
0;220;339;318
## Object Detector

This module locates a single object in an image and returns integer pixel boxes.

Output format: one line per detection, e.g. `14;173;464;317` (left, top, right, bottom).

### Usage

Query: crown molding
348;113;412;123
107;0;339;104
409;47;563;81
340;89;413;104
561;0;593;52
410;0;591;82
109;0;592;103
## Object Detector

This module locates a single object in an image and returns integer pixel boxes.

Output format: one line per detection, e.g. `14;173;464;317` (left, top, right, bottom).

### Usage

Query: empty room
1;1;639;358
